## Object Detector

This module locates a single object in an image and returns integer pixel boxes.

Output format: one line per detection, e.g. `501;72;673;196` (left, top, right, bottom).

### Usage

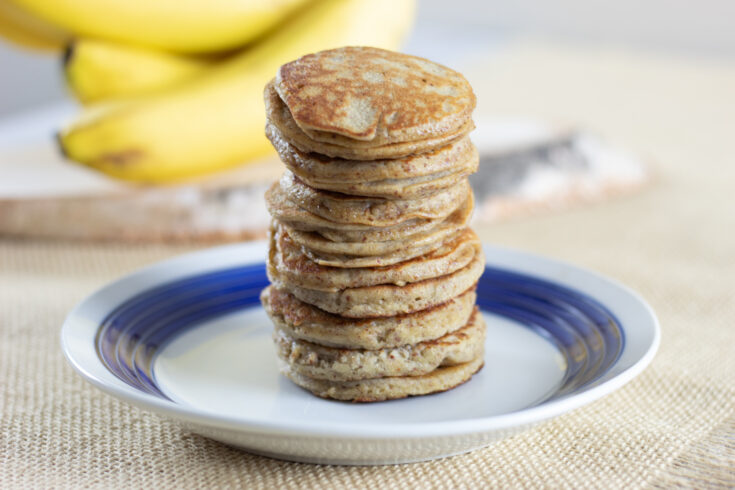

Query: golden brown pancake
266;183;473;243
274;308;485;381
266;124;478;189
279;171;469;226
265;81;473;160
295;234;457;268
279;355;484;402
274;47;476;145
271;225;480;292
280;202;472;268
261;286;477;350
267;242;485;318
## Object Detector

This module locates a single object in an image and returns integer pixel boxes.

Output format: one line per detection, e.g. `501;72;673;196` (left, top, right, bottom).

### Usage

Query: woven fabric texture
1;42;734;488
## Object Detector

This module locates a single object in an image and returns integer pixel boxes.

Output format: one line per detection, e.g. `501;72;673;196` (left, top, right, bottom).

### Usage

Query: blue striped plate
61;241;659;465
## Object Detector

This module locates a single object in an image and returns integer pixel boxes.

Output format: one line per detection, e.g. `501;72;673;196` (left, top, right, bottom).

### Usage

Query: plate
61;241;659;465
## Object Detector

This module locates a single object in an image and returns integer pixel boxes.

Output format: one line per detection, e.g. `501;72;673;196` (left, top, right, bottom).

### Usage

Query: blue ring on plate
95;264;624;402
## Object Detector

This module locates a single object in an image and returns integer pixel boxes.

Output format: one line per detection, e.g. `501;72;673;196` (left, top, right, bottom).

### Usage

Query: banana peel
8;0;312;54
64;39;213;103
0;0;69;51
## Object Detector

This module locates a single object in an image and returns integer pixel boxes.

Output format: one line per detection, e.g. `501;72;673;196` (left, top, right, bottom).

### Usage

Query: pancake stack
261;47;485;402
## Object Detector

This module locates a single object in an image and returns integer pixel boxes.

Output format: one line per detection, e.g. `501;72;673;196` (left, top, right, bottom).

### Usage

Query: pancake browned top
273;46;476;147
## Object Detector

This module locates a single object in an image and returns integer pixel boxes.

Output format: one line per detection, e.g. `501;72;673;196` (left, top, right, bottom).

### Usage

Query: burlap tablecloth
1;42;733;488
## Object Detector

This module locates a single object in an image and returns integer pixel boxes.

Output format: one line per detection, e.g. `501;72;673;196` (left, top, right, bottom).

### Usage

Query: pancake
281;199;472;268
270;47;476;159
297;237;453;268
319;191;473;243
279;171;469;226
267;242;485;318
266;124;479;199
271;225;480;292
262;47;485;403
295;233;455;268
279;355;484;402
274;308;485;382
266;181;473;242
265;82;474;160
261;286;477;350
267;126;476;185
289;162;477;201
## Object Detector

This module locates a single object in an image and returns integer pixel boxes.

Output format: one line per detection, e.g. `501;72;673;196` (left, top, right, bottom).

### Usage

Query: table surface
1;40;734;488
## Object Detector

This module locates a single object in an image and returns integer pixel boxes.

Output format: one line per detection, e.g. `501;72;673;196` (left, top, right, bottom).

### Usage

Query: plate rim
61;240;660;439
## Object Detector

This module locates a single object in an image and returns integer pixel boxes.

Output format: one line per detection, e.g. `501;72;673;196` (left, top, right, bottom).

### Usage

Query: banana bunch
0;0;416;182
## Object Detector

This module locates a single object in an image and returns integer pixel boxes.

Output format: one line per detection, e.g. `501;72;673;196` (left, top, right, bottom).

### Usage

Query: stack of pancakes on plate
260;47;485;402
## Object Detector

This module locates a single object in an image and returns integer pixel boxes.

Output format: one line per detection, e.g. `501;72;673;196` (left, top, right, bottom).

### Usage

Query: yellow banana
0;0;68;51
65;39;213;104
8;0;311;54
59;0;416;183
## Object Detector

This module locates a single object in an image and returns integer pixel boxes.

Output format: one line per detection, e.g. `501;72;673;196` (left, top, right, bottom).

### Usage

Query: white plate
61;241;659;465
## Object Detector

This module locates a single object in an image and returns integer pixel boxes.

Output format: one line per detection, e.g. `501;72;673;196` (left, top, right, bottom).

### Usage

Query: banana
59;0;416;183
0;0;68;51
65;39;213;104
8;0;312;54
